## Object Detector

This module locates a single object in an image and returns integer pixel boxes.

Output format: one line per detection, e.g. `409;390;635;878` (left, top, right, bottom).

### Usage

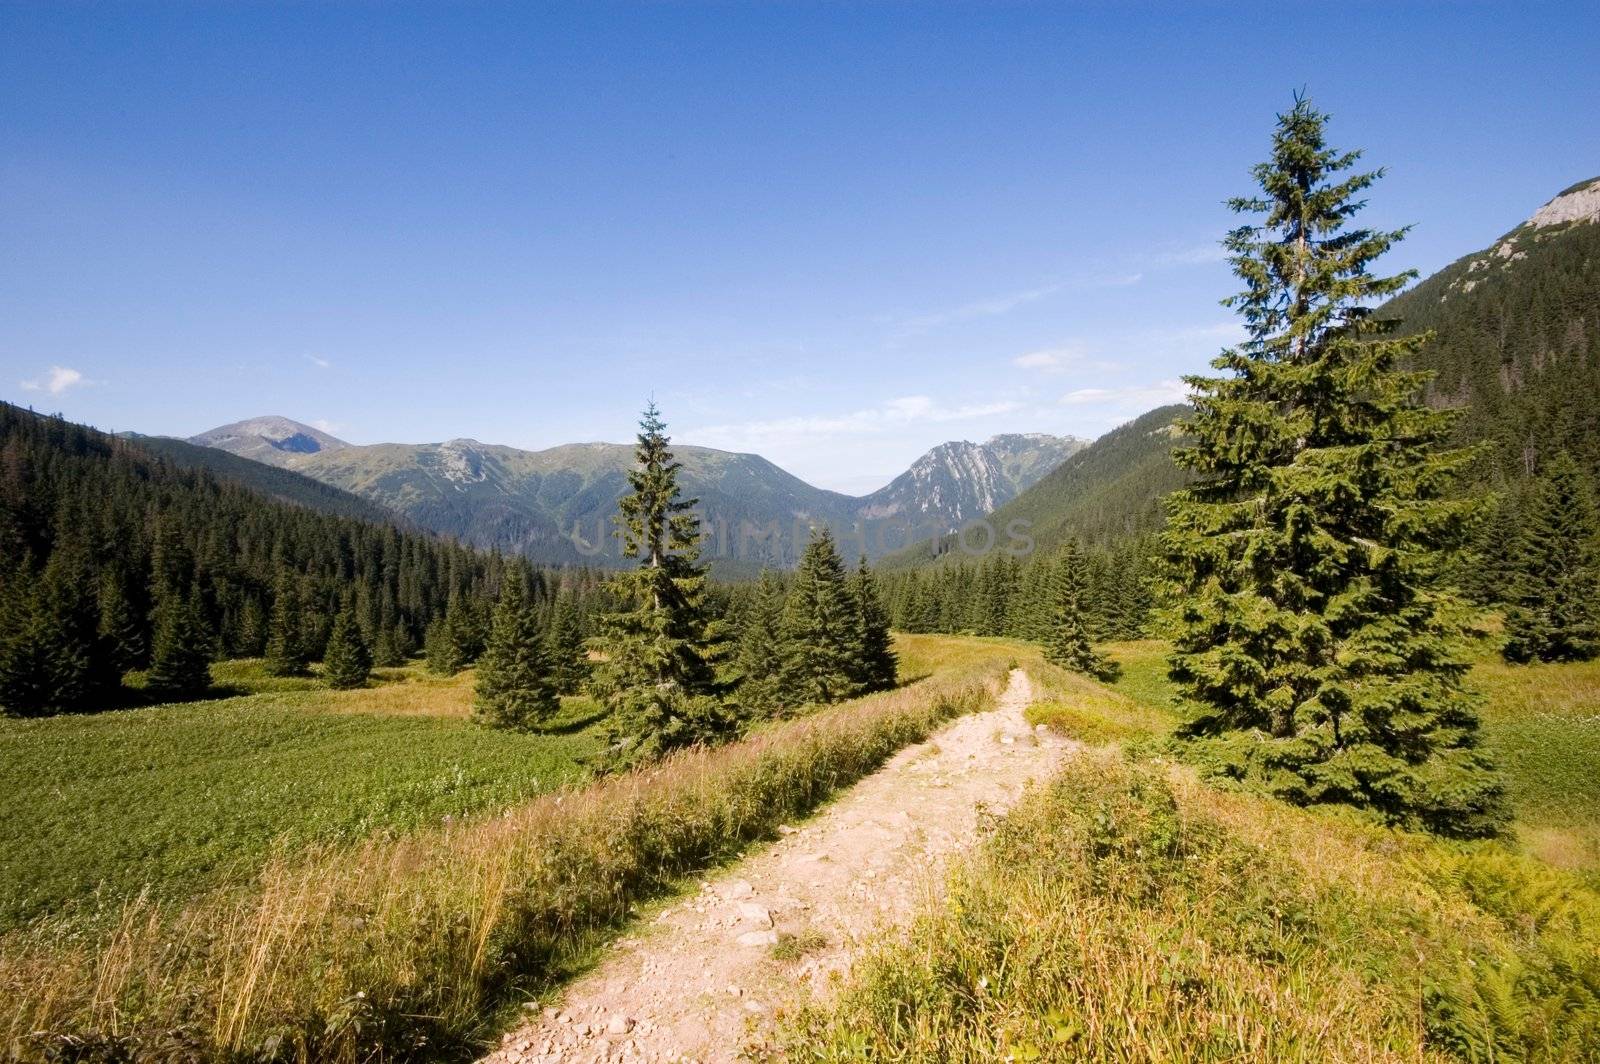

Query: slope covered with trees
1386;176;1600;481
0;402;562;715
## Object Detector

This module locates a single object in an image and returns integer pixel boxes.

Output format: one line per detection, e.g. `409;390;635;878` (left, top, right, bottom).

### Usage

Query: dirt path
482;668;1065;1064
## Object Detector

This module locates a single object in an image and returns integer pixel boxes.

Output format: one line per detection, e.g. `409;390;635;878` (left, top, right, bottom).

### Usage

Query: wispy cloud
687;394;1023;451
305;354;332;369
1061;379;1191;408
1011;344;1124;373
1145;243;1229;267
311;418;344;435
886;271;1143;338
20;366;89;396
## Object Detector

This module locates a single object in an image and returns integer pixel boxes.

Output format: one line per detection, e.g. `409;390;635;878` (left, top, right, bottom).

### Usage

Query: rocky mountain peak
1526;177;1600;230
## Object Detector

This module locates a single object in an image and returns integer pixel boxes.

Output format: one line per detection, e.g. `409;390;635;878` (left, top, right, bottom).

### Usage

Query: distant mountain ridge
187;417;1085;568
880;405;1191;568
189;416;350;465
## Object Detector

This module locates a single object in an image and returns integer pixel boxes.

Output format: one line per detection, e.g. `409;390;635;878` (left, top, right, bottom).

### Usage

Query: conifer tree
473;567;558;728
1502;453;1600;663
1163;96;1503;837
146;590;213;698
233;595;267;659
372;625;405;668
732;570;788;716
850;556;898;692
1464;494;1522;606
596;403;728;763
444;590;486;666
779;527;862;705
424;617;465;675
264;572;310;676
98;570;147;674
544;596;589;695
0;575;70;716
322;605;372;689
1045;542;1116;680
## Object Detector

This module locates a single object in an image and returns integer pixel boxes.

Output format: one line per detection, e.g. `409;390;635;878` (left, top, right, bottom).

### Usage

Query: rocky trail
482;668;1067;1064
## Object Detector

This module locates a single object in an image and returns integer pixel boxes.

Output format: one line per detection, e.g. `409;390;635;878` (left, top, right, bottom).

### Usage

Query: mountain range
185;416;1085;568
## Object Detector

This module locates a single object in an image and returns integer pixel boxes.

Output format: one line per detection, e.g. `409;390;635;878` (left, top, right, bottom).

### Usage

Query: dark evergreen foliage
596;404;729;763
1502;453;1600;663
730;570;788;717
145;591;213;698
263;571;311;677
424;618;466;676
323;607;373;689
1044;541;1117;681
473;568;558;729
1384;178;1600;484
1162;97;1504;838
779;527;862;705
543;596;590;696
849;555;898;692
0;402;554;716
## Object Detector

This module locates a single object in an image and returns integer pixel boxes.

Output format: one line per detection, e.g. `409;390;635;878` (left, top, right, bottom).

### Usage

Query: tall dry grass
2;656;1006;1062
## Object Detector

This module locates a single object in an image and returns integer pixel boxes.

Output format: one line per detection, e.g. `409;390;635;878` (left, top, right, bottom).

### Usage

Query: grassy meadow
778;636;1600;1063
0;661;604;930
0;633;1012;1062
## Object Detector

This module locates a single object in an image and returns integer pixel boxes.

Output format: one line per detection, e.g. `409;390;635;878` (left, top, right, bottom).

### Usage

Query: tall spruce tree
1502;453;1600;663
596;403;728;763
146;589;213;698
779;527;862;705
474;567;558;729
733;570;789;717
1163;96;1503;837
322;605;373;689
849;556;898;693
1045;541;1116;680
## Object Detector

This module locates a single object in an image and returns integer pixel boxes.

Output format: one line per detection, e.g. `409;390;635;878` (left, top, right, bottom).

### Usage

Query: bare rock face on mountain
189;416;349;467
856;434;1086;532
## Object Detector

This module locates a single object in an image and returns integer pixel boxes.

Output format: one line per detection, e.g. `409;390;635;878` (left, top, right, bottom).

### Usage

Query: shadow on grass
537;704;611;735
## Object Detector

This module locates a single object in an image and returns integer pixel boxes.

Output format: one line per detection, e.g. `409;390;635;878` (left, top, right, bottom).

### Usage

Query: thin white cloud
305;354;332;369
311;418;344;435
19;366;88;396
1145;243;1229;267
1011;344;1125;374
1061;379;1191;408
687;394;1023;451
887;271;1143;337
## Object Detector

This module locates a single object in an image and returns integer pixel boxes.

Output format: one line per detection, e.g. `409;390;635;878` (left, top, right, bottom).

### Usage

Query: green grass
780;634;1600;1063
776;752;1600;1063
2;635;1012;1062
1469;653;1600;874
1038;637;1600;877
0;664;603;929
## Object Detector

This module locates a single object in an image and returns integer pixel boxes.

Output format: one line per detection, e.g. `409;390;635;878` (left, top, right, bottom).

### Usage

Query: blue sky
3;2;1597;492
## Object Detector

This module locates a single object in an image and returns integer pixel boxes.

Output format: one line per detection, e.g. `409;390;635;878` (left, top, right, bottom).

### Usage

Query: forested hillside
125;432;406;527
1388;176;1600;481
0;403;565;715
